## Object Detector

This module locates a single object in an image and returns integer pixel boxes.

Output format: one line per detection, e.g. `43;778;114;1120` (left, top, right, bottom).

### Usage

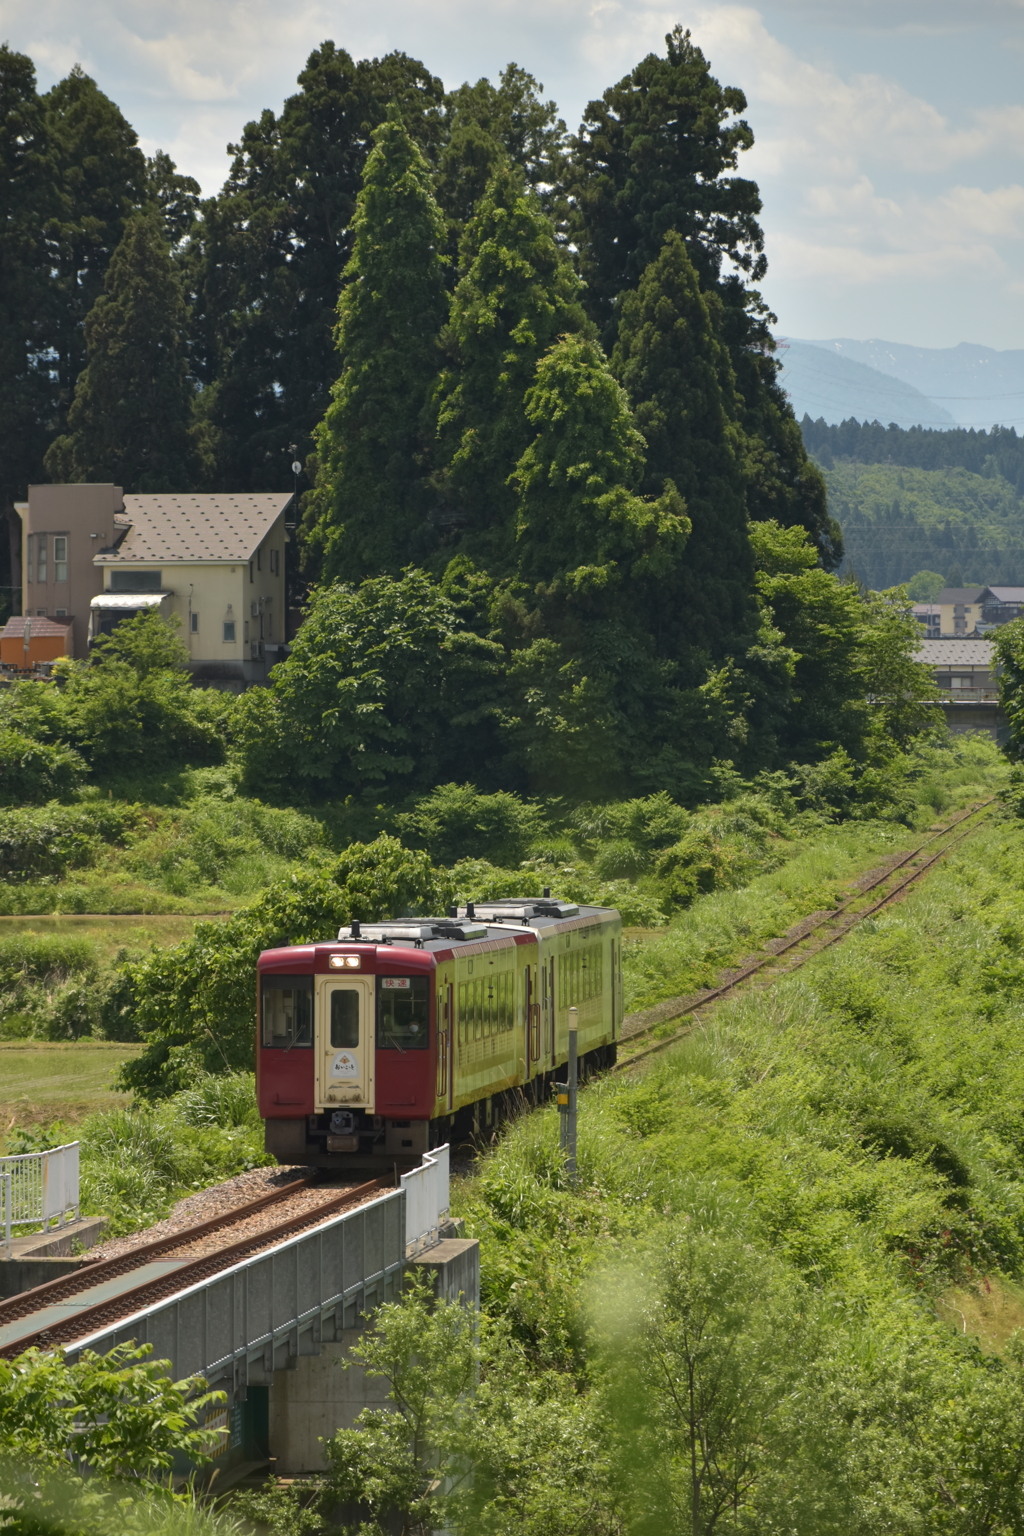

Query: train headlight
329;954;361;970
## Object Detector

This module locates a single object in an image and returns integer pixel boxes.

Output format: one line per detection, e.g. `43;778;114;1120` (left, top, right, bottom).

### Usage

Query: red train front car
257;899;622;1169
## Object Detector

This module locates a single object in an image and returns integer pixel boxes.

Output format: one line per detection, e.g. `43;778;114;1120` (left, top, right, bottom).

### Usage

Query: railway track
614;797;996;1071
0;1174;387;1358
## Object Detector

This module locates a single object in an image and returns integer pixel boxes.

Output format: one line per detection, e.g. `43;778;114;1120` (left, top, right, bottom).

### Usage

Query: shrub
0;727;86;806
0;803;138;882
397;783;546;867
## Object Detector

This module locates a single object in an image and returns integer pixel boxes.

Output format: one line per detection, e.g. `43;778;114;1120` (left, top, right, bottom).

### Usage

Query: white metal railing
402;1143;450;1257
0;1143;80;1255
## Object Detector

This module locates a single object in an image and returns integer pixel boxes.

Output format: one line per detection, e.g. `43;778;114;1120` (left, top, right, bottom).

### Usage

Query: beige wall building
15;485;293;688
92;492;293;689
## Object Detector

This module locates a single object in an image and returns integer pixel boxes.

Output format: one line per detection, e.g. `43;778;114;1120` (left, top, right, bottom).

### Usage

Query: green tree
433;163;590;566
235;570;502;800
612;232;753;661
568;27;763;342
434;65;568;254
193;44;444;492
996;617;1024;761
42;66;148;429
0;47;57;605
567;30;839;567
907;569;945;602
44;212;211;491
304;116;449;581
859;587;942;748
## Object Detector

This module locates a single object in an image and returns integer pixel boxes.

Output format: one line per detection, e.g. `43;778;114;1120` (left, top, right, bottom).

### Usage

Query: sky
4;0;1024;351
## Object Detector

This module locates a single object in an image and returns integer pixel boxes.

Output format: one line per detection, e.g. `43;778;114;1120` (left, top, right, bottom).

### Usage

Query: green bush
0;727;86;806
397;782;546;867
0;802;138;882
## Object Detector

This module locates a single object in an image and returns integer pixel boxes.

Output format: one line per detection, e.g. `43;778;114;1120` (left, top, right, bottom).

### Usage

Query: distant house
979;587;1024;629
912;588;987;638
14;484;293;689
915;636;1003;740
0;614;74;673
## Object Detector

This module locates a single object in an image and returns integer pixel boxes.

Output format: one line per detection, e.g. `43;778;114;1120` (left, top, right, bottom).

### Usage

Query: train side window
377;977;429;1049
330;989;359;1047
458;981;467;1044
261;975;313;1047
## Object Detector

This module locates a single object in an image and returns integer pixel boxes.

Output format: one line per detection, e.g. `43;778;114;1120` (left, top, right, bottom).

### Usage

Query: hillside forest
801;417;1024;589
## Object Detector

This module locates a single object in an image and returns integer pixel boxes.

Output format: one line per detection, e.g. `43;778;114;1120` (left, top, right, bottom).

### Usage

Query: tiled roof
932;588;987;604
94;493;292;565
0;615;73;637
983;587;1024;603
917;639;994;665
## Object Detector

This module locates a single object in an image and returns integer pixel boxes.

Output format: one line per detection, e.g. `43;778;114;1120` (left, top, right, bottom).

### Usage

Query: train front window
261;975;313;1047
377;977;429;1049
330;989;360;1047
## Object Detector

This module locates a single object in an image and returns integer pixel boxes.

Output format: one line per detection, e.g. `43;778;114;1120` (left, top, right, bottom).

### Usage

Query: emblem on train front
331;1051;359;1079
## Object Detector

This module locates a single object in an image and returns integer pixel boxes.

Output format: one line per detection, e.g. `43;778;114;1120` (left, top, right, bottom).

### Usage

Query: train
257;895;622;1168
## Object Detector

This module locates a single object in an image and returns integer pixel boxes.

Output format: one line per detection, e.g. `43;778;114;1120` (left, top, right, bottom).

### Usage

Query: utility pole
558;1007;579;1183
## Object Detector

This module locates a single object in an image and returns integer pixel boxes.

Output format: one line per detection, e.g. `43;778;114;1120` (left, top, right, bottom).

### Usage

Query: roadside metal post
2;1173;10;1260
567;1007;578;1184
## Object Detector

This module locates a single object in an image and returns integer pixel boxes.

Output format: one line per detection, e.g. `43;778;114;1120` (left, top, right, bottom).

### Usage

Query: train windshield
261;975;313;1048
377;977;429;1050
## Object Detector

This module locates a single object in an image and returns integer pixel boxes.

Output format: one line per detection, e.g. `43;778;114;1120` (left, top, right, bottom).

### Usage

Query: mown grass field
0;1041;141;1145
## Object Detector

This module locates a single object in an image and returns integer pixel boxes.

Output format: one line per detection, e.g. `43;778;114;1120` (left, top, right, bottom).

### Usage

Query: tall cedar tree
42;67;148;428
568;28;840;566
434;66;568;260
193;44;445;493
506;334;694;798
432;163;590;567
612;232;754;663
305;116;448;582
44;213;210;491
0;47;56;616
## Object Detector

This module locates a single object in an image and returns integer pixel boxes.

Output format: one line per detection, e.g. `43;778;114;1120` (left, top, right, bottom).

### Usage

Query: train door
315;976;375;1111
610;936;618;1039
540;953;556;1067
436;980;454;1114
522;963;533;1081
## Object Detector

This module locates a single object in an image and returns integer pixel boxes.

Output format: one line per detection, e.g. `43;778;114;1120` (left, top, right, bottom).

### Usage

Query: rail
614;799;996;1070
0;1143;79;1255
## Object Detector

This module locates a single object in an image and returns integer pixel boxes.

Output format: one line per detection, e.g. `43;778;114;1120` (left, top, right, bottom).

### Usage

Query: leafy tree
0;1342;221;1478
432;163;591;565
41;66;148;429
568;27;763;342
193;44;445;492
117;835;450;1095
612;232;753;661
44;212;211;490
859;587;942;748
303;116;449;581
0;729;86;806
749;519;869;763
996;617;1024;761
235;570;502;799
906;568;946;602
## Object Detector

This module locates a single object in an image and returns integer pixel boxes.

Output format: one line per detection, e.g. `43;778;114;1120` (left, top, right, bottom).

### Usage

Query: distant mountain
777;341;955;430
792;339;1024;432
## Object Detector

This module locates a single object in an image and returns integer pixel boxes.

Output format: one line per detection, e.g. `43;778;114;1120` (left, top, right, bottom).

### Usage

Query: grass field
0;1041;142;1147
0;912;221;963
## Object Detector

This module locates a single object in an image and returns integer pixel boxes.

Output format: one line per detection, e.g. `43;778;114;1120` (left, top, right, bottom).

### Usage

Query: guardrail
0;1143;80;1255
401;1143;450;1257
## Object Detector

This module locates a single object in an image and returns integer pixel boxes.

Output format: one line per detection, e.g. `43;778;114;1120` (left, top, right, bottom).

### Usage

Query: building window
190;612;199;633
244;620;249;642
53;536;68;582
266;613;272;639
26;536;34;584
37;537;47;583
249;560;254;584
257;548;262;571
111;569;161;593
270;549;279;575
223;621;236;643
36;608;47;616
55;608;67;618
